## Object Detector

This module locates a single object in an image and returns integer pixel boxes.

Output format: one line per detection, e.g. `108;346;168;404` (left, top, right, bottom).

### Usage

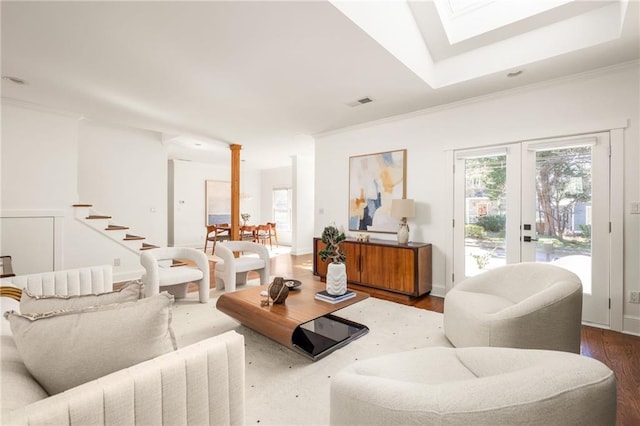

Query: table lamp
391;199;415;244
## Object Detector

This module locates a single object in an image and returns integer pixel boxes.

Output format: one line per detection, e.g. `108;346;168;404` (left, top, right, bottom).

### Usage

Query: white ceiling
2;1;638;170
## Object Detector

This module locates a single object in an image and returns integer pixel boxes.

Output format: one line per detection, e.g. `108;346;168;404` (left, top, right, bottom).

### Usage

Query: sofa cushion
19;280;143;314
155;266;203;287
215;257;265;273
5;292;177;395
0;335;48;416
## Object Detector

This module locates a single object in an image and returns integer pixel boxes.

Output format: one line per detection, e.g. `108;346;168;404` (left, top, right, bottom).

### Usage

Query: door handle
523;236;538;242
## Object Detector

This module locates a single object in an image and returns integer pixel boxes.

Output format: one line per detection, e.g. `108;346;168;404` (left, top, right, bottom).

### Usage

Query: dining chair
266;222;279;247
239;225;257;242
204;223;230;255
255;224;272;248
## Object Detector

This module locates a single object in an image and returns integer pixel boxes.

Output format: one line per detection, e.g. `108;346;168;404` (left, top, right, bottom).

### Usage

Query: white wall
241;168;261;227
169;159;229;248
292;155;314;255
78;120;167;246
1;103;170;280
1;102;78;273
73;120;168;278
1;103;79;209
315;62;640;334
169;159;261;248
260;166;293;245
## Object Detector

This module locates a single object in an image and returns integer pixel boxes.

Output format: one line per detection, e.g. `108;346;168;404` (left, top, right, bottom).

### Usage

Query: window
272;188;291;232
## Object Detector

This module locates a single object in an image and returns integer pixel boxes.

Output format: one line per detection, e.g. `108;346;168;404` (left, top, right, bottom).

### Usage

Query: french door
453;132;611;326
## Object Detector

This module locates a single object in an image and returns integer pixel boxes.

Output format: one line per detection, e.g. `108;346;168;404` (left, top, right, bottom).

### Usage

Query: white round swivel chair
330;346;616;425
444;262;583;353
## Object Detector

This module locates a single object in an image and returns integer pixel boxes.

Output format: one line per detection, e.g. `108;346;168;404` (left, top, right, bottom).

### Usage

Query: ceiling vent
347;97;375;107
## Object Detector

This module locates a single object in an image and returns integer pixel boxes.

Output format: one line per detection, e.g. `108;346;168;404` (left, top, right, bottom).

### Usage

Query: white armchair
444;262;583;353
140;247;210;303
214;241;270;292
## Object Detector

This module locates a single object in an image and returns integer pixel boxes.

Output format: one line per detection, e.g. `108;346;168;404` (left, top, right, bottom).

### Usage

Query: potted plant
319;225;347;295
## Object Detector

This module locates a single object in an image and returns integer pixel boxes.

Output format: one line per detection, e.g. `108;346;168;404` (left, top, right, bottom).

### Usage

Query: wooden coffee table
217;279;369;360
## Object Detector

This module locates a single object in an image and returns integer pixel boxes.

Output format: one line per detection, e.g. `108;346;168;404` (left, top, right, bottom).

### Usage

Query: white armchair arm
7;331;245;426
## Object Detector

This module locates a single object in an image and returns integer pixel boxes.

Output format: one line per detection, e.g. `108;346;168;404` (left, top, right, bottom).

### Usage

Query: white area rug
171;282;450;425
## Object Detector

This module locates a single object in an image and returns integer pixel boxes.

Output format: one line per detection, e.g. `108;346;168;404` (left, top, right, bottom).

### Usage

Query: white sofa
1;266;246;425
7;264;114;295
2;331;245;425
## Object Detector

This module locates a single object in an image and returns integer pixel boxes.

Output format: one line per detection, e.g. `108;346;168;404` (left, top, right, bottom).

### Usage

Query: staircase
73;204;160;255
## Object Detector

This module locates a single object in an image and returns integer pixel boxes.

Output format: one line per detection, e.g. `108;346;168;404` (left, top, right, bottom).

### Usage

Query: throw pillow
1;298;19;335
19;280;144;314
6;292;177;395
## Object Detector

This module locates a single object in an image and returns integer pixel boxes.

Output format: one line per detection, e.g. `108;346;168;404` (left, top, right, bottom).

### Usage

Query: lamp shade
391;199;415;219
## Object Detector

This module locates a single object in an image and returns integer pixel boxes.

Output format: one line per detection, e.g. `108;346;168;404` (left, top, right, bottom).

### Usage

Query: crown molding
1;97;84;119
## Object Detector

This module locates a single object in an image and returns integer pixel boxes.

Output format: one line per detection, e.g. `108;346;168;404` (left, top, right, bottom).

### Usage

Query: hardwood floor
267;252;639;425
581;326;640;425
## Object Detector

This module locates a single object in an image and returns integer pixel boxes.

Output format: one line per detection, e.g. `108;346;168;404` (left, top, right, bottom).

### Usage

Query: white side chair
444;262;583;353
214;241;270;292
140;247;210;303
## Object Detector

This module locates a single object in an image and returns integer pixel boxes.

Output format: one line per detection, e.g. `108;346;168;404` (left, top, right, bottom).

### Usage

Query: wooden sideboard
313;238;432;297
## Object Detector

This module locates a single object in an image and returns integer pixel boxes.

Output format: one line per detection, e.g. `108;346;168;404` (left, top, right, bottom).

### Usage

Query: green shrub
476;215;506;233
465;224;485;239
578;224;591;238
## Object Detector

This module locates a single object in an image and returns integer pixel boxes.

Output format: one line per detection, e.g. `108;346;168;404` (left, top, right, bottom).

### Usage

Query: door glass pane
464;155;507;276
534;146;592;293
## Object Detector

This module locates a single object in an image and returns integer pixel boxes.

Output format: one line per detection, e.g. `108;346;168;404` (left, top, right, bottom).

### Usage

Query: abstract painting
205;180;231;226
349;149;406;233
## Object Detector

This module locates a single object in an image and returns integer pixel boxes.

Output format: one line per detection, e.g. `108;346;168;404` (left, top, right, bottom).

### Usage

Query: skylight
330;0;629;88
434;0;575;44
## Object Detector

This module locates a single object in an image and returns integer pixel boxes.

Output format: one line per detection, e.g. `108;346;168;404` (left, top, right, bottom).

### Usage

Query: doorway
453;132;611;326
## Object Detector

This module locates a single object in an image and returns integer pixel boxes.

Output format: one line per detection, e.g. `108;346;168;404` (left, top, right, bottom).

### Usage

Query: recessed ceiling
1;1;638;170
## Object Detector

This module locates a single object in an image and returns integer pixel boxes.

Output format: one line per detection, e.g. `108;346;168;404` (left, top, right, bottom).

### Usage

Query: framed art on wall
205;180;231;226
349;149;406;233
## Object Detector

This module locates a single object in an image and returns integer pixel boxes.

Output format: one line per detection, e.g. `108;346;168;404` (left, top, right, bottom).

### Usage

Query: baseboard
170;242;203;249
114;269;144;284
584;315;640;337
431;283;446;298
291;246;313;256
623;315;640;336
